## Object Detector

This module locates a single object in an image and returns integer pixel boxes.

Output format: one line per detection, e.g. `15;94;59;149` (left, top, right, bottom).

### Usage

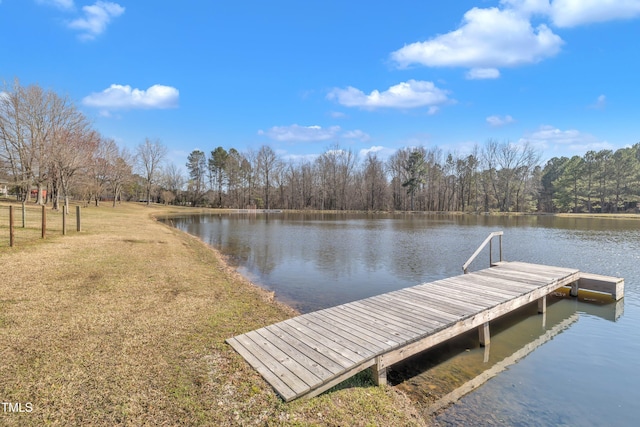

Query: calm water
163;212;640;426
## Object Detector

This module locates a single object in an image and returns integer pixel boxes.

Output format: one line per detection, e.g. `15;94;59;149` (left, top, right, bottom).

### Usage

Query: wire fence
0;203;82;248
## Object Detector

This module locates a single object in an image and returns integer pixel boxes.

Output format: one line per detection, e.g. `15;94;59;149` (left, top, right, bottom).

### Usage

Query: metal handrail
462;231;503;274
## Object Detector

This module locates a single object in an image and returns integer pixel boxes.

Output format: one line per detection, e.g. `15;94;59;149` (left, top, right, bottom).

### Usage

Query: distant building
30;188;47;199
0;181;8;197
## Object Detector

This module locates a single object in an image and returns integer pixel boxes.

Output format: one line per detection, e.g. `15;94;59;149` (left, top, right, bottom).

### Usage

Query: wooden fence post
22;202;26;228
41;205;46;239
9;206;15;247
76;206;81;232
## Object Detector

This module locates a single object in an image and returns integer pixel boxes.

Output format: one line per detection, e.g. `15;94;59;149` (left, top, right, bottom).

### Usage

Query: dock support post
479;322;490;347
570;281;579;297
371;356;387;386
538;295;547;314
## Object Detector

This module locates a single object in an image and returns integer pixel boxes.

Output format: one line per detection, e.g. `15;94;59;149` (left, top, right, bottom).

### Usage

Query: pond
162;212;640;426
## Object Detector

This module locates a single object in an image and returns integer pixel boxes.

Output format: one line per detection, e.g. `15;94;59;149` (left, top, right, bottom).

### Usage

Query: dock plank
244;330;322;389
440;276;526;299
334;304;422;341
292;316;377;359
405;284;490;311
437;277;521;302
231;333;309;397
268;324;345;375
376;292;461;323
347;301;434;335
226;336;297;401
391;288;475;318
304;311;392;352
358;296;449;328
323;306;405;346
275;321;356;368
257;328;336;381
284;318;365;365
469;271;541;292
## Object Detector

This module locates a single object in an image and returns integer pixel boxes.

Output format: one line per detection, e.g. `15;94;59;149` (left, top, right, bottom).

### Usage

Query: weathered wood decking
227;261;622;402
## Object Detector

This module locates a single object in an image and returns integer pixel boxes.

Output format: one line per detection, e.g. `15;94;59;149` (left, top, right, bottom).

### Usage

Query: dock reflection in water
386;291;623;424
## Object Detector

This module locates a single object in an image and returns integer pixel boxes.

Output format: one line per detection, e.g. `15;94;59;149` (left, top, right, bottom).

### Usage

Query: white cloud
389;0;640;79
521;125;612;155
466;68;501;80
426;106;440;115
37;0;75;9
258;125;340;142
487;115;515;127
327;80;451;110
280;152;321;163
550;0;640;27
500;0;551;17
82;84;179;110
391;7;563;72
589;94;606;109
329;111;347;119
503;0;640;27
360;146;384;155
342;130;371;142
358;145;397;159
258;125;371;143
68;1;124;40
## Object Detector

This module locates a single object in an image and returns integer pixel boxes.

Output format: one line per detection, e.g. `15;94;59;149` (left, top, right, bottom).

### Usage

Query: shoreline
157;204;640;218
153;211;302;319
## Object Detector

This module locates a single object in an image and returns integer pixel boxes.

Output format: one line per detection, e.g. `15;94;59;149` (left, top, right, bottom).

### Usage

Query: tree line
180;140;640;213
541;145;640;213
2;81;639;213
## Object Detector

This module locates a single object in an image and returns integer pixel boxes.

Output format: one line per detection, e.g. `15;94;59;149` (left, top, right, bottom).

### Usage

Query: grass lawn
0;201;426;426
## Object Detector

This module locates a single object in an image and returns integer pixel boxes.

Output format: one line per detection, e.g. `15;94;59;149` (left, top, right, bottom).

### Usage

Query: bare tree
224;148;244;208
336;146;356;210
136;138;167;205
159;163;185;205
256;145;279;210
0;80;50;202
110;147;133;207
483;139;540;212
87;137;118;206
0;79;96;207
22;84;52;205
361;152;387;210
241;150;255;208
50;118;96;211
0;79;32;200
313;144;356;210
387;148;410;211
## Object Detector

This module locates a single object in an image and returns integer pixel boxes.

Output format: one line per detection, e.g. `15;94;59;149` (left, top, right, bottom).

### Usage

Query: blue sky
2;1;640;170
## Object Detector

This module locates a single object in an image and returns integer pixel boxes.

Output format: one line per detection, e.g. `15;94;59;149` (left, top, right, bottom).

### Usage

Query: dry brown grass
0;201;427;426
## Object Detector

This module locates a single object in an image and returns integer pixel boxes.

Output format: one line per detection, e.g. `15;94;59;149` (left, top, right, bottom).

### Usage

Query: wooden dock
226;233;624;402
